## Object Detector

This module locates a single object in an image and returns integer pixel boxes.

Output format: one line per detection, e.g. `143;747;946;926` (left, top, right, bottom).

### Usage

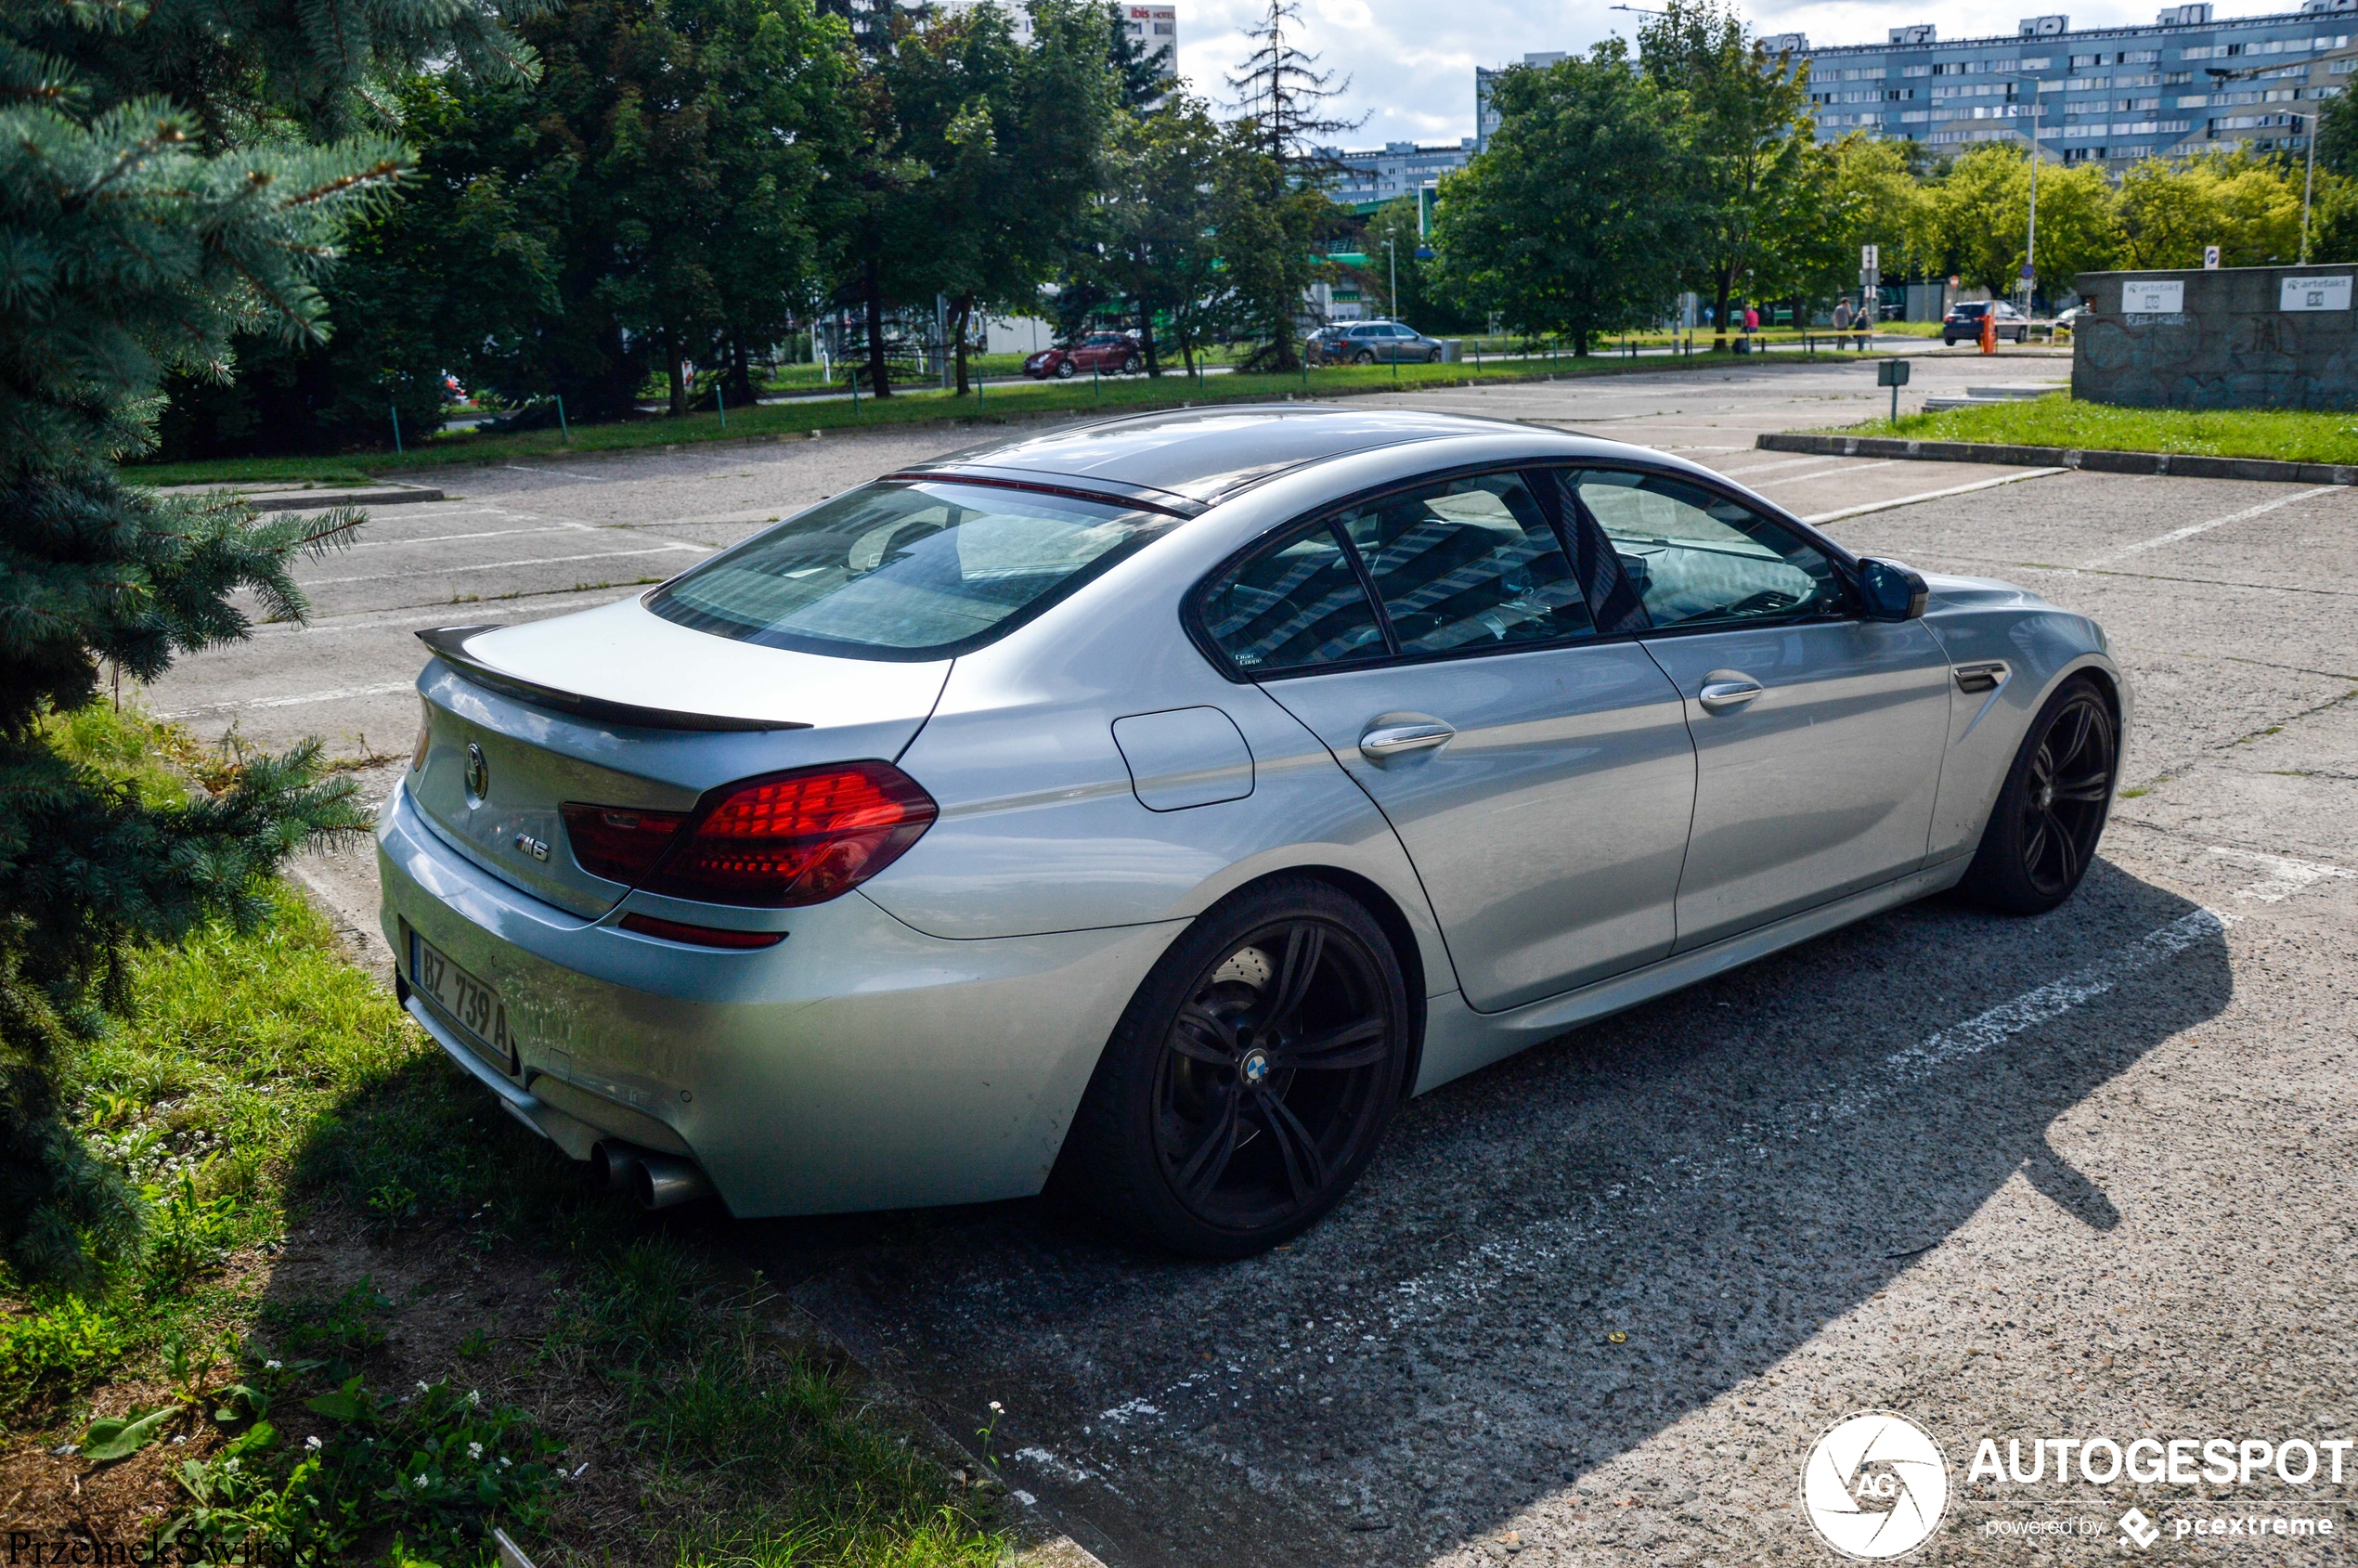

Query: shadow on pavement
724;859;2229;1567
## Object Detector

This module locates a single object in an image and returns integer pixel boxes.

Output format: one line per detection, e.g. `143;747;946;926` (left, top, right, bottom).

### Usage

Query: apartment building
1794;3;2352;168
933;0;1177;75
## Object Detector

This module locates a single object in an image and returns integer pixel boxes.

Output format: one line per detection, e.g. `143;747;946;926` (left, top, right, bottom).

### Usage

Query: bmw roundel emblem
464;742;490;806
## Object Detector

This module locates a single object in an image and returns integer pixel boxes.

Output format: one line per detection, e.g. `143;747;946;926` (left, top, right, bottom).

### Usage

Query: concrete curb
1755;430;2358;486
246;486;447;510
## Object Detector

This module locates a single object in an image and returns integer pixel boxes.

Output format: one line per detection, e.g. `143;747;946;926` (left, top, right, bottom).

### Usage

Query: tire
1426;348;1444;363
1121;356;1141;374
1959;676;2119;914
1354;349;1376;365
1053;877;1411;1256
1055;359;1077;379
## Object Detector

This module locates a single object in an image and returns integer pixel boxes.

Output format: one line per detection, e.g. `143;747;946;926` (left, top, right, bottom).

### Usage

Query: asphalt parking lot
142;350;2358;1565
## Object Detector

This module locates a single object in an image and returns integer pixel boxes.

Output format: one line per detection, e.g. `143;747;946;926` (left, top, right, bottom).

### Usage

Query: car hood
1921;571;2045;612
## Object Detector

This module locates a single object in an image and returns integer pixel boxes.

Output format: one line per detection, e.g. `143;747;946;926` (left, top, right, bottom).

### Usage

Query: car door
1194;468;1697;1013
1564;467;1951;952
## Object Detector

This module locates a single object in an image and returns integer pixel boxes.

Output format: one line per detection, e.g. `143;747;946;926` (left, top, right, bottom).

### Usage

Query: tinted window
648;481;1169;659
1569;471;1846;629
1336;473;1595;655
1199;525;1387;674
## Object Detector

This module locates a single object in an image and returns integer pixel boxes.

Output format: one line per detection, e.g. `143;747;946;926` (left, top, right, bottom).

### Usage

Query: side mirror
1857;558;1929;621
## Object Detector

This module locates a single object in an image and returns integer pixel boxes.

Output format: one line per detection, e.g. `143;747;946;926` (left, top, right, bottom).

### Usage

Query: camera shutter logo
1800;1411;1950;1560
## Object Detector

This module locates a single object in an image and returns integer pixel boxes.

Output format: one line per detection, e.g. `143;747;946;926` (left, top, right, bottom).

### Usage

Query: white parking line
1804;466;2068;525
157;680;419;719
1751;459;1900;487
2080;486;2340;568
303;543;707;588
1717;455;1854;479
347;524;589;550
2207;845;2353;902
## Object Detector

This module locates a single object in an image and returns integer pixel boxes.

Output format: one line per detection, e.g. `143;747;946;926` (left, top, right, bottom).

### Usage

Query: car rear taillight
561;804;692;885
564;761;937;909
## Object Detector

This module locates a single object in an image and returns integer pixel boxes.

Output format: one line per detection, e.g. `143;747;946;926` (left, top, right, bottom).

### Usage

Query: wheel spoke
1259;924;1325;1029
1171;1085;1240;1199
2023;813;2052;878
2056;703;2094;771
2052;768;2112;804
1172;1005;1238;1065
1250;1088;1328;1204
1277;1015;1388;1072
2048;808;2081;885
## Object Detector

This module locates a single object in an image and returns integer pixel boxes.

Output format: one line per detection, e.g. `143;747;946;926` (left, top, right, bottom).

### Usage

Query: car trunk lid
407;600;951;918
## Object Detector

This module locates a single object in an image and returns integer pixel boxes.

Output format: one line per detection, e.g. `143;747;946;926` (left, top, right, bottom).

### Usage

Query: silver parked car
1319;320;1446;365
381;407;2128;1255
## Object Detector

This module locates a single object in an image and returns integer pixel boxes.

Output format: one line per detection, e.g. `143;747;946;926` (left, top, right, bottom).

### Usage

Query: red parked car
1024;331;1143;379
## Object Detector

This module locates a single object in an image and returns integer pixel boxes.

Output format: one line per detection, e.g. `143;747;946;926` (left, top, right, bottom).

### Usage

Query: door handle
1359;720;1456;758
1696;671;1765;713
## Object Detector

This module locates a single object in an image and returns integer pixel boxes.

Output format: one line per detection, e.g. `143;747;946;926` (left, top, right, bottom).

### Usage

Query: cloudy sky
1170;0;2295;145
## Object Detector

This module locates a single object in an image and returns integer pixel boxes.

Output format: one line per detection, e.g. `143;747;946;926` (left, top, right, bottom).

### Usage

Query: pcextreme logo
1801;1411;1952;1560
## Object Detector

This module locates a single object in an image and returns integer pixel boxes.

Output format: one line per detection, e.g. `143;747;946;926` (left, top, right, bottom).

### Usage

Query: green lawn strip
130;456;383;488
1828;394;2358;466
1;705;1004;1567
123;347;1864;490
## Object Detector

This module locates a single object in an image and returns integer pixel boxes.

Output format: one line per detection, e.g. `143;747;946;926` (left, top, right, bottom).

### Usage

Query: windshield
646;481;1173;660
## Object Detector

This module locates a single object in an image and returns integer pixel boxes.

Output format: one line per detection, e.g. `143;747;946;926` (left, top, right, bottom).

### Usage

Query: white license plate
410;933;520;1072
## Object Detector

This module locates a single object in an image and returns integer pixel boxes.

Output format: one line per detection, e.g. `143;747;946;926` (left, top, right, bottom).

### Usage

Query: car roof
896;405;1517;507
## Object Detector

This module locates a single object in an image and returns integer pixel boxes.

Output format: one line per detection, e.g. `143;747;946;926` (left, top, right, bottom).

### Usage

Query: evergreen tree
1224;0;1360;175
0;0;533;1279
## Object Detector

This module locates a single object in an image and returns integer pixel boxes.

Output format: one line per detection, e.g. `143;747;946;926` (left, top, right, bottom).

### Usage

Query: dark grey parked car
1323;320;1445;365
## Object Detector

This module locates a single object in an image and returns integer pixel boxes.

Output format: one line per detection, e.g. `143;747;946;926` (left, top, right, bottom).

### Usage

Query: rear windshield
646;480;1173;660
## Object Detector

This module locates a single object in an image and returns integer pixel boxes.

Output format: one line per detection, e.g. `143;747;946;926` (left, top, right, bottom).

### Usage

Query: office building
1320;138;1482;211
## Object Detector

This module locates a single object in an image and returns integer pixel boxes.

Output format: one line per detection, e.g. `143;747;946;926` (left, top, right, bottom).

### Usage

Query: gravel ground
136;360;2357;1564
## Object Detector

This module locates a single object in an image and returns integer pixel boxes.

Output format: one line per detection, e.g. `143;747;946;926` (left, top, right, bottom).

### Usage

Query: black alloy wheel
1055;878;1409;1255
1962;677;2118;914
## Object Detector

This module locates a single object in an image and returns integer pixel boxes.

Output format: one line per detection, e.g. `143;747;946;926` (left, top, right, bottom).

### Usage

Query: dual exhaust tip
591;1140;713;1210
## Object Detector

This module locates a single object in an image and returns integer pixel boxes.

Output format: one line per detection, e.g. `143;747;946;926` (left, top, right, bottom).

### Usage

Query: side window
1198;524;1387;675
1568;470;1846;629
1335;472;1596;656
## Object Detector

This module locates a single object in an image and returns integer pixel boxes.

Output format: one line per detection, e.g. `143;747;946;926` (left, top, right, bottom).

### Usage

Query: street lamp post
1382;237;1400;381
2007;75;2046;311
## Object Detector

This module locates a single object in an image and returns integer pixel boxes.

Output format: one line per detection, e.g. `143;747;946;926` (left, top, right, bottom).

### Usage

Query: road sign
1860;243;1881;289
2204;244;2222;269
2019;263;2036;280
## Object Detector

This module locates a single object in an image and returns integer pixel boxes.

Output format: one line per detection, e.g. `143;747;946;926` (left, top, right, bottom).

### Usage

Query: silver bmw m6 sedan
380;406;2127;1255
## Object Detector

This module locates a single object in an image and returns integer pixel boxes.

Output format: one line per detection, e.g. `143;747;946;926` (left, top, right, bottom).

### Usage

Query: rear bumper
376;780;1183;1215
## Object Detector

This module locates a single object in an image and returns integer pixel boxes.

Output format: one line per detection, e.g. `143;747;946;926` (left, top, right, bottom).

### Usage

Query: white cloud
1169;0;2305;147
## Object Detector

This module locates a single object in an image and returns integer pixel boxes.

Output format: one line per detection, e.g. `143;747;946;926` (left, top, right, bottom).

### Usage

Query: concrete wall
2072;265;2358;410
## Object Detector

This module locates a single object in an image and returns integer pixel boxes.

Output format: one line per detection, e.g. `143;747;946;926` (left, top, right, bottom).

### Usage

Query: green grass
129;456;382;487
1829;393;2358;465
123;344;1857;489
3;706;1005;1567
